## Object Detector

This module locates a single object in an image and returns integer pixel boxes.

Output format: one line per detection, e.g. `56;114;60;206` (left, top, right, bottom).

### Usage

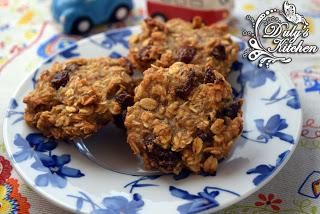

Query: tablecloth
0;0;320;213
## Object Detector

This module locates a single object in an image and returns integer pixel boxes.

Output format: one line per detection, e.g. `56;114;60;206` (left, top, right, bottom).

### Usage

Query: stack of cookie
23;17;243;175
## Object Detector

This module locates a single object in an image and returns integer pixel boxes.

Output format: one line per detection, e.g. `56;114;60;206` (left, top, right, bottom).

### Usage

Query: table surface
1;0;320;213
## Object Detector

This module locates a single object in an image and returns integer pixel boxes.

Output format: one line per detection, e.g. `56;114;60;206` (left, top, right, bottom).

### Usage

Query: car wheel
151;13;167;22
113;5;130;21
71;17;92;35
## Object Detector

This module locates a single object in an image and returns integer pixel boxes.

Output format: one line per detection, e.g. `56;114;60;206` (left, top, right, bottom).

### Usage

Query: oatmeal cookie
24;57;135;140
125;62;243;174
128;17;239;77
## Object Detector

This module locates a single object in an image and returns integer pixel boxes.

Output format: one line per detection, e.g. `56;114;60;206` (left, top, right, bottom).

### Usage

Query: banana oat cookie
125;62;243;175
128;17;239;77
24;57;135;140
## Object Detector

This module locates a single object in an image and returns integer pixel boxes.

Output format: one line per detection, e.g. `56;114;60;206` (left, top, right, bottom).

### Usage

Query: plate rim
2;25;303;213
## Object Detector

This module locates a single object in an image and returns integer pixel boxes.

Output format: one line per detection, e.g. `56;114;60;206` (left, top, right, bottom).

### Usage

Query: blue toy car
51;0;133;35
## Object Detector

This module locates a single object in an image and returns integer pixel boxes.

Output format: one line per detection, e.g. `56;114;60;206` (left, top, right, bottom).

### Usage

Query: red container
147;0;234;24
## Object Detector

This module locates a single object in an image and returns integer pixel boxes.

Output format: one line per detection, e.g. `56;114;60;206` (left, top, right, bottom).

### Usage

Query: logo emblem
243;1;318;68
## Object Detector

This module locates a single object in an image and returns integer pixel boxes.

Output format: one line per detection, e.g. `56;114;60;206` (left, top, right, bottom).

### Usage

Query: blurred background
1;0;320;75
0;0;320;213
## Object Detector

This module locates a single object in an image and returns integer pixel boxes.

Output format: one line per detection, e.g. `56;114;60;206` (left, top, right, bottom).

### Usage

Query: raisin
51;63;79;90
51;70;70;89
195;129;213;145
113;110;127;130
138;45;152;61
211;45;227;61
143;134;180;169
176;86;191;100
115;93;134;109
144;134;156;147
176;71;198;100
34;104;51;112
174;46;197;64
204;68;216;83
148;143;180;169
216;100;242;119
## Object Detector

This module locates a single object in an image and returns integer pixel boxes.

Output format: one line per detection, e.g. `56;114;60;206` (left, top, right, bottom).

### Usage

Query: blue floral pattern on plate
170;186;240;214
12;133;84;188
89;28;132;50
2;26;302;213
101;29;132;49
230;59;276;98
262;87;301;109
242;114;294;144
124;175;161;193
237;61;276;88
123;171;214;193
5;98;24;125
247;150;290;186
68;191;144;214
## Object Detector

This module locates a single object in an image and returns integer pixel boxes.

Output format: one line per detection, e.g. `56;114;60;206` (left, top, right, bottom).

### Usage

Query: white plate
3;26;302;214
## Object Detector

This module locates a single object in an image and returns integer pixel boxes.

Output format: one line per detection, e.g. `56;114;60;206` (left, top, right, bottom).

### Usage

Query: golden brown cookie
24;57;135;140
128;17;239;77
125;62;243;175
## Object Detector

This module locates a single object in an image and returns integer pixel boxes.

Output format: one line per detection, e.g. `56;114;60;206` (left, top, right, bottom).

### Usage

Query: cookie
125;62;243;174
128;17;239;77
24;57;135;140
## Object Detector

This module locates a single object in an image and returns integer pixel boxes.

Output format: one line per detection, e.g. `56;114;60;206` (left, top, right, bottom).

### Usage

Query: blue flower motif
68;191;144;214
13;133;57;162
59;44;80;58
230;61;245;98
92;193;144;214
237;60;276;88
123;171;216;195
6;98;24;124
44;55;56;64
26;133;58;152
247;150;289;186
242;114;294;144
286;89;301;109
261;87;301;109
255;114;294;144
12;133;84;189
173;170;192;180
32;154;84;188
13;134;37;162
124;175;160;193
89;29;132;51
110;51;122;58
170;186;239;214
102;29;132;49
231;61;243;71
230;59;276;98
9;98;18;109
32;68;40;88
